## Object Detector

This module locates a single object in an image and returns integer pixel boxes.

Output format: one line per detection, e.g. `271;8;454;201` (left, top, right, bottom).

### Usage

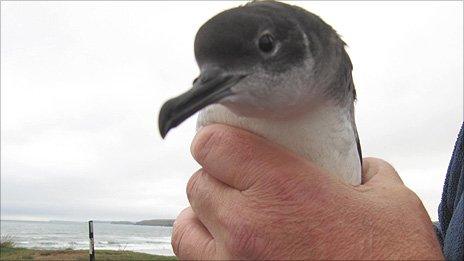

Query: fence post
89;220;95;261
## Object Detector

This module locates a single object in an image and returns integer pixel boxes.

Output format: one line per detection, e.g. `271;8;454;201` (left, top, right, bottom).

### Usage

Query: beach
0;220;174;256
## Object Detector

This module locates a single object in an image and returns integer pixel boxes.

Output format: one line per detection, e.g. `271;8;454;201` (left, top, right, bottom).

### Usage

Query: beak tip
158;117;171;139
158;103;172;139
159;126;168;139
157;71;246;140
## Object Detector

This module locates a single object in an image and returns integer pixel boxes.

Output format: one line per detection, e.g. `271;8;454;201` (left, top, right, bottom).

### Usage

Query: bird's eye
258;34;275;53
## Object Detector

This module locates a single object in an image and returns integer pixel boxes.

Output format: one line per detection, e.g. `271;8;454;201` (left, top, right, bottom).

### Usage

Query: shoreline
0;246;177;260
1;220;174;257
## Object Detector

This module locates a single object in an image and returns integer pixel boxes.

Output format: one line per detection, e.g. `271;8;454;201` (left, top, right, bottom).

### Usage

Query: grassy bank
0;247;177;260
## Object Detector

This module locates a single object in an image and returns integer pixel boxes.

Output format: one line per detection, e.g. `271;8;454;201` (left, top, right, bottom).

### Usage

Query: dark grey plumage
194;0;362;162
159;0;362;173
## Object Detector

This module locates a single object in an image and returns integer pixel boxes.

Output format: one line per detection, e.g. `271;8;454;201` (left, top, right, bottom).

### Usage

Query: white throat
197;104;362;185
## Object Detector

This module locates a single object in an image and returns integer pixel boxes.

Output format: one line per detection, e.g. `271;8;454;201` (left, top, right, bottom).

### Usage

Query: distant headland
3;219;175;227
110;219;175;227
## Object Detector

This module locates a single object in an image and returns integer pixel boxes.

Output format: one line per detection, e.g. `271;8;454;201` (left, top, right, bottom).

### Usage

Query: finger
190;124;331;191
361;157;379;183
361;157;404;186
171;207;216;260
187;169;242;241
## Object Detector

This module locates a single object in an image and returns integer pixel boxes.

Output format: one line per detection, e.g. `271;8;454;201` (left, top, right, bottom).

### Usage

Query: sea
0;220;174;256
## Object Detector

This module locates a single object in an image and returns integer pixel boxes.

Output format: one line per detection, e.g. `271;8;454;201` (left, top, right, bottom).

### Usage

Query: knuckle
171;219;190;258
193;125;254;168
363;157;386;165
378;160;397;174
192;126;227;164
364;157;404;184
366;157;396;172
403;187;423;206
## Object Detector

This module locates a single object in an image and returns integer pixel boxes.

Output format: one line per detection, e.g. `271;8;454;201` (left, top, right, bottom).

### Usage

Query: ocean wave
38;241;60;246
2;220;174;256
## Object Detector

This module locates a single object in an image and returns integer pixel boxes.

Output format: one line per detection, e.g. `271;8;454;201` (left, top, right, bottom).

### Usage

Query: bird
158;0;362;185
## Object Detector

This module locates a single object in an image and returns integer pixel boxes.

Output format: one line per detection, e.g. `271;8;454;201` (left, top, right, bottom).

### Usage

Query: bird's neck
197;104;362;185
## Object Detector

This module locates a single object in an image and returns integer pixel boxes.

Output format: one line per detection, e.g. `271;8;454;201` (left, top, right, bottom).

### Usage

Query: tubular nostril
200;73;212;83
200;75;209;83
200;67;222;83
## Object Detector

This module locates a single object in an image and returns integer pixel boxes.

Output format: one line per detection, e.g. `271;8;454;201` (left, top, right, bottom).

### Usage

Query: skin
171;124;444;260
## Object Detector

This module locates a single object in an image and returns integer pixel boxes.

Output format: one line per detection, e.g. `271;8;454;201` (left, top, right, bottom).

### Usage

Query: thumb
361;157;404;186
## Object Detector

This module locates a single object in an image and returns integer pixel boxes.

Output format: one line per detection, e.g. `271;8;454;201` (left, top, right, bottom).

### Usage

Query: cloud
1;1;462;221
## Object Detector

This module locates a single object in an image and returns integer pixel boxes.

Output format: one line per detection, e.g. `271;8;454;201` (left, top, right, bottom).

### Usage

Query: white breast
197;104;361;185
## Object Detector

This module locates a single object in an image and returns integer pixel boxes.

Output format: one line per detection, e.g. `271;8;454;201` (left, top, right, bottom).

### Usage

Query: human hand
172;124;443;260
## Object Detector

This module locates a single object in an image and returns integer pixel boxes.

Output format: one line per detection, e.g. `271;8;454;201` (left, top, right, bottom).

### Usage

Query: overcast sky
1;1;462;222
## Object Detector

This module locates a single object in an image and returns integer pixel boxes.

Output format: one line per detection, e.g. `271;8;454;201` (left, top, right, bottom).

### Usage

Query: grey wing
350;105;362;167
353;123;362;167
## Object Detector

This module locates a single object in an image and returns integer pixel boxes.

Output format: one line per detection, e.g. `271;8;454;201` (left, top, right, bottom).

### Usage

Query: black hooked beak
158;69;246;138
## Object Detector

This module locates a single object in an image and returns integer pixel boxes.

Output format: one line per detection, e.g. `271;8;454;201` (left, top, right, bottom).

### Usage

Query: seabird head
159;0;356;138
